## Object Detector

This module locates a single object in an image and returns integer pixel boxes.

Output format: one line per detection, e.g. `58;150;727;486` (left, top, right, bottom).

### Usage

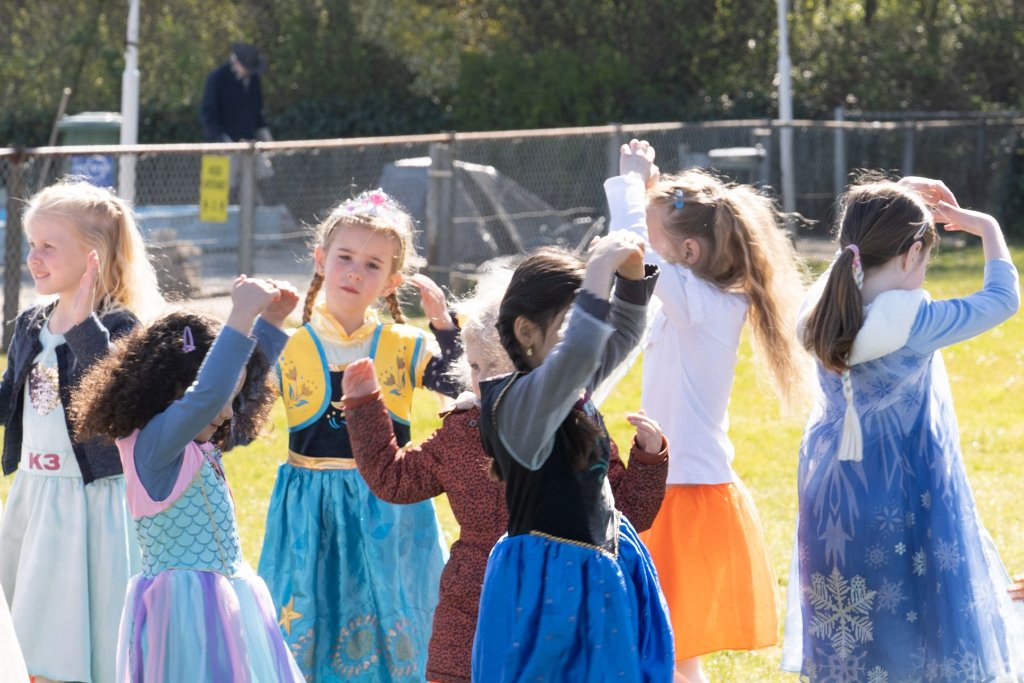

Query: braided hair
303;189;420;326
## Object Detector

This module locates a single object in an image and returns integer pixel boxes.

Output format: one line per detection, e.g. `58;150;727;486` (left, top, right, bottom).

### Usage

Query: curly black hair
70;310;277;449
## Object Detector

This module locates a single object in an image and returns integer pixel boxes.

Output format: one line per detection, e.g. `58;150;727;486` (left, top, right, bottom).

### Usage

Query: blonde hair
302;190;420;325
24;178;163;319
451;260;515;386
648;170;809;408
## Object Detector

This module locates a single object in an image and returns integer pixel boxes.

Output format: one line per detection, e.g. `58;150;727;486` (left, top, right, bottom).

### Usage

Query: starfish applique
279;596;304;635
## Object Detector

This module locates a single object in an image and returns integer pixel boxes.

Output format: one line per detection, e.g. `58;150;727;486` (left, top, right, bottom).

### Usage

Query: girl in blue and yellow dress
258;190;463;682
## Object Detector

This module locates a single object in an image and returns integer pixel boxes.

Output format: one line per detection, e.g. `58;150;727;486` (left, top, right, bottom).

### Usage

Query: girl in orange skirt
606;139;809;682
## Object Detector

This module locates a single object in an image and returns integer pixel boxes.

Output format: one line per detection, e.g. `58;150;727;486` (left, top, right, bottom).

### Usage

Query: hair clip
912;221;929;240
182;326;196;353
673;189;685;210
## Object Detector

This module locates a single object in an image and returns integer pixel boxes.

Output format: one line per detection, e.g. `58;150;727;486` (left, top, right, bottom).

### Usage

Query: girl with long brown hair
787;176;1023;681
605;139;809;683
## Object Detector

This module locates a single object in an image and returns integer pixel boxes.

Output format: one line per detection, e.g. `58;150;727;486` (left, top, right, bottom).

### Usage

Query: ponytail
803;249;865;374
802;181;936;373
650;171;809;408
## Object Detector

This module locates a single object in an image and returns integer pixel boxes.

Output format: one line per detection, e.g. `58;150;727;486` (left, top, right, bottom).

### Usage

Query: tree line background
1;0;1022;146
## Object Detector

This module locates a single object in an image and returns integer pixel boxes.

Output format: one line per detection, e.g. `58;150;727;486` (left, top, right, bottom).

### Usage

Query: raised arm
492;234;646;470
408;273;465;398
605;173;703;328
343;358;446;503
606;411;669;532
908;204;1018;355
134;276;281;500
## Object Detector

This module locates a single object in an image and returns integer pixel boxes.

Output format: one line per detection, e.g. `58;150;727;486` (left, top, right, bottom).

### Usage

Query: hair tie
845;244;864;290
182;326;196;353
672;188;685;209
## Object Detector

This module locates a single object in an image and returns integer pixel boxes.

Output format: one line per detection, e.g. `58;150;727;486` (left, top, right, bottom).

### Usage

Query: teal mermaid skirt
258;463;447;682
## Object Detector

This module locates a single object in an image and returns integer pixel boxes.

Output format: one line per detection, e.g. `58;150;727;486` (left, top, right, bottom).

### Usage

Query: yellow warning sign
199;155;230;223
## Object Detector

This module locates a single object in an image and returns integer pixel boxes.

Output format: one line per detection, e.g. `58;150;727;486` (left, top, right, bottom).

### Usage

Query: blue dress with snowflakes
795;259;1024;682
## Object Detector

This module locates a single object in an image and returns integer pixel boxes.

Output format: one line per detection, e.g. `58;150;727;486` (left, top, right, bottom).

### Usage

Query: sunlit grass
1;244;1020;681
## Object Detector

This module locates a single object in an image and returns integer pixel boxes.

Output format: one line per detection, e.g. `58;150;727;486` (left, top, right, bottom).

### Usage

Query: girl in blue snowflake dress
790;176;1024;682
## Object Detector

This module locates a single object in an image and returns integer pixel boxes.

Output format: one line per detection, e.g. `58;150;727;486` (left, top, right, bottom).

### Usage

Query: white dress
0;323;139;682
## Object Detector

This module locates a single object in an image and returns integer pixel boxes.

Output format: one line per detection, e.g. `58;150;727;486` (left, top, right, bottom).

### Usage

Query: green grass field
1;244;1021;681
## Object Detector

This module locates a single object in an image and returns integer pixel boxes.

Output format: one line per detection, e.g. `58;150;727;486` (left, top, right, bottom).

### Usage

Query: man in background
200;42;272;143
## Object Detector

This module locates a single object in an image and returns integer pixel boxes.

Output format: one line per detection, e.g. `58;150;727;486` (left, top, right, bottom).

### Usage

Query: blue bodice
134;451;243;577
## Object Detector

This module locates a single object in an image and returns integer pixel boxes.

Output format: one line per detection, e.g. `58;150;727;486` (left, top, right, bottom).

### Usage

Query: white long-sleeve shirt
604;173;747;484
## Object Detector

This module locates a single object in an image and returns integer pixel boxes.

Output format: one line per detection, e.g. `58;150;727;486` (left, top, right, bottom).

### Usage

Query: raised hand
69;250;101;327
627;409;664;454
261;278;301;329
898;176;959;208
407;273;455;330
619;138;660;188
226;275;280;334
341;357;380;399
583;232;647;295
931;202;999;238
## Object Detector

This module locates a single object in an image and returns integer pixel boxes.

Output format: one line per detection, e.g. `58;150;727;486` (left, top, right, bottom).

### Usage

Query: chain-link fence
3;115;1022;346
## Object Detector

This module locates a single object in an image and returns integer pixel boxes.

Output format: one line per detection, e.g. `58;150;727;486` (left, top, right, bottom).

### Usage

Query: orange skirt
640;480;779;660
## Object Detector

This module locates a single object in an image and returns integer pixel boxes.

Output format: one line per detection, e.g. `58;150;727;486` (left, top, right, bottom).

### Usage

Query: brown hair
648;170;809;407
24;177;163;319
490;247;601;479
802;181;937;373
301;190;419;325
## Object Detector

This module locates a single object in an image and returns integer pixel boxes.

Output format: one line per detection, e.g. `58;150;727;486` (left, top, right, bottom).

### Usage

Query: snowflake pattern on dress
805;567;876;660
28;361;61;415
797;342;1024;681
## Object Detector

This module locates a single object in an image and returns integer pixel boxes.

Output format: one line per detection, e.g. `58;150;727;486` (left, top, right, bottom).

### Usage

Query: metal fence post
238;147;256;276
426;139;454;278
4;154;26;351
607;124;623;179
902;121;916;176
834;105;847;197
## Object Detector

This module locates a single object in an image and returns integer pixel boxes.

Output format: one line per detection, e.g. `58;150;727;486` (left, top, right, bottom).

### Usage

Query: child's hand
583;233;646;294
898;176;959;208
627;409;664;454
407;273;455;330
342;357;380;399
70;250;100;327
1009;574;1024;602
226;275;279;334
261;279;300;328
931;202;1000;238
619;139;660;188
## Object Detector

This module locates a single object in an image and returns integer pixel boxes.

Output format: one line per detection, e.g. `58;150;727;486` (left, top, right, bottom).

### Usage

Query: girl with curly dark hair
70;275;306;682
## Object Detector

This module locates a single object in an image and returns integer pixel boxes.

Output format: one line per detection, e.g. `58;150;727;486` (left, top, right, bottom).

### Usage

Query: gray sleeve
494;304;614;471
134;326;257;501
590;268;657;389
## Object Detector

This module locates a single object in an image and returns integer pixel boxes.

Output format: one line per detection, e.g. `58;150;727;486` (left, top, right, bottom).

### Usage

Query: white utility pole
776;0;796;220
118;0;140;203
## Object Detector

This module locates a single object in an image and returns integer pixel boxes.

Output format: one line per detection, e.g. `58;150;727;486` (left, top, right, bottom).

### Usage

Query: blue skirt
472;517;674;683
257;463;447;682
